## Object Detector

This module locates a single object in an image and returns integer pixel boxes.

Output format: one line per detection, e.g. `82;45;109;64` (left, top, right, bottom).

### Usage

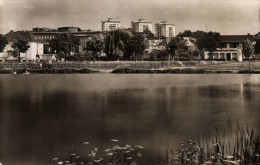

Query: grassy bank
0;68;96;74
112;67;237;74
1;61;260;74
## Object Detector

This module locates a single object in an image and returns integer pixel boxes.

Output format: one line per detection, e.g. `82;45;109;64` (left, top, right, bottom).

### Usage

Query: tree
143;29;154;39
125;32;146;60
255;39;260;54
86;38;104;62
167;35;188;60
11;39;30;61
181;30;194;37
49;33;80;61
193;31;220;60
242;39;254;69
0;34;8;52
205;32;220;60
104;29;130;60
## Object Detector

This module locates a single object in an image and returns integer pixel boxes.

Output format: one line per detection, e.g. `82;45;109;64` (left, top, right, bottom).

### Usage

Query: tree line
0;30;259;62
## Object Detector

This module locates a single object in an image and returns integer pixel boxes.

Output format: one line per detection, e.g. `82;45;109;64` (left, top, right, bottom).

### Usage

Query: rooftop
220;35;255;42
102;18;120;23
156;21;175;26
132;21;152;24
132;19;152;23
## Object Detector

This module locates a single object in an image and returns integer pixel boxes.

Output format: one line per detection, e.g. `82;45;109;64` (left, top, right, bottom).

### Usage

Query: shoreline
1;67;260;74
1;61;260;74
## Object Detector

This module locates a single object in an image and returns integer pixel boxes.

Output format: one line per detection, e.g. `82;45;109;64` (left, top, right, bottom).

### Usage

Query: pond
0;74;260;165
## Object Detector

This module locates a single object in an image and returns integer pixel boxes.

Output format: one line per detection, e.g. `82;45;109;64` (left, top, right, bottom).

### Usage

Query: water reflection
0;74;259;165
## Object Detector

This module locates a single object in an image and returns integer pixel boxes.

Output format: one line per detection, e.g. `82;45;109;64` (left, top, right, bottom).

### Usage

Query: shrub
79;68;92;73
112;68;206;74
67;56;80;61
112;67;136;73
16;68;27;74
239;70;260;74
0;69;12;73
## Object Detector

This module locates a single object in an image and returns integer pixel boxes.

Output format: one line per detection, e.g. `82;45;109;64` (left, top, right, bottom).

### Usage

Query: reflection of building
204;34;255;61
0;31;44;60
131;19;153;33
101;18;120;31
155;21;175;38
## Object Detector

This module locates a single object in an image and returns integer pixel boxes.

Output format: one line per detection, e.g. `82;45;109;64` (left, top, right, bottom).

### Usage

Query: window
230;43;238;48
220;43;227;48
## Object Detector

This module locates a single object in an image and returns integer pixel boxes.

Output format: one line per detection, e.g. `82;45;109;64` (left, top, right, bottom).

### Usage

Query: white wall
24;42;43;60
2;42;43;60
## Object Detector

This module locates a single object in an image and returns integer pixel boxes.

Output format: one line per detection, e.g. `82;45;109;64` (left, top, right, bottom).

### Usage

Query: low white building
204;35;255;61
0;31;44;61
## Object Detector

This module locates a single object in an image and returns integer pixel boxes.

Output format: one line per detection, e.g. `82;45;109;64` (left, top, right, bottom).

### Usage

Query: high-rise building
131;19;153;33
101;18;120;32
155;21;175;38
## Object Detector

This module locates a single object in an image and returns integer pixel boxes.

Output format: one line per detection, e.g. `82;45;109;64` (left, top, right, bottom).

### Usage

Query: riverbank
0;67;96;74
0;61;260;74
112;67;260;74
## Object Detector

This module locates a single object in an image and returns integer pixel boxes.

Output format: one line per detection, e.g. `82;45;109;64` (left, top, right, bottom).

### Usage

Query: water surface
0;74;260;165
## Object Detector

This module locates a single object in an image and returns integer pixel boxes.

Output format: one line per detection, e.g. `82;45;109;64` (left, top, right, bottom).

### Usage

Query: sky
0;0;259;35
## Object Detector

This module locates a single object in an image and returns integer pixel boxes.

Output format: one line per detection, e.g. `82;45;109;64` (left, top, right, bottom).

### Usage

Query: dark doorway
227;53;231;61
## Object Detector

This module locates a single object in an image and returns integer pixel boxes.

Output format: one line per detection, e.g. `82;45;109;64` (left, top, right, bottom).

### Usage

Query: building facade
145;38;171;53
101;18;120;32
58;27;81;32
131;19;153;33
155;22;175;38
31;27;104;52
204;34;256;61
1;31;44;61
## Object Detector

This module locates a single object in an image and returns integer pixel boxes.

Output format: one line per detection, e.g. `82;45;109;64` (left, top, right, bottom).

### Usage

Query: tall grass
168;122;260;165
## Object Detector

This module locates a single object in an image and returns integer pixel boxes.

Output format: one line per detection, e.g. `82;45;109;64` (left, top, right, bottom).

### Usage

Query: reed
170;122;260;165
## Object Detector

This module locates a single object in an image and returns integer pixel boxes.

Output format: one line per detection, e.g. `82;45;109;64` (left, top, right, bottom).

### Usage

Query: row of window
220;43;241;48
105;24;120;26
36;35;55;40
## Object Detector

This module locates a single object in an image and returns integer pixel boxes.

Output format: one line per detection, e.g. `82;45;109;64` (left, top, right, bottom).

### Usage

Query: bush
67;55;80;61
42;68;52;73
112;67;136;73
0;69;12;73
239;70;260;74
16;68;27;74
112;67;206;74
79;68;92;73
149;50;168;61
